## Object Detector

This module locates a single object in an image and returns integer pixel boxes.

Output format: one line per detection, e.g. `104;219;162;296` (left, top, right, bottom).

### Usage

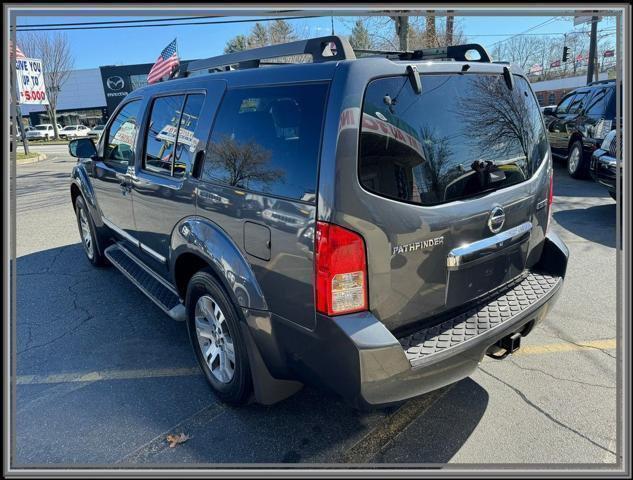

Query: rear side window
359;74;548;206
144;93;205;177
202;83;328;202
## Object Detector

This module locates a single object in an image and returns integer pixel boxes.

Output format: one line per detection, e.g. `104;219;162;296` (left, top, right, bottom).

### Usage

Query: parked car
15;125;34;140
59;124;91;139
26;123;60;140
542;79;617;179
590;128;620;201
68;36;568;409
88;124;105;139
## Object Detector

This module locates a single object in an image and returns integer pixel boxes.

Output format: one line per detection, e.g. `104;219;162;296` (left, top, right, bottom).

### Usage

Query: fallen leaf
166;433;190;448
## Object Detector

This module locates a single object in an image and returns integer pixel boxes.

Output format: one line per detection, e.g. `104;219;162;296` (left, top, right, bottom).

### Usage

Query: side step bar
104;243;187;322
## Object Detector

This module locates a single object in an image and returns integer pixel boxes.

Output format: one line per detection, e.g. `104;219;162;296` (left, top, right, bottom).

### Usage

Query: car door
91;99;143;246
547;93;576;154
130;83;224;276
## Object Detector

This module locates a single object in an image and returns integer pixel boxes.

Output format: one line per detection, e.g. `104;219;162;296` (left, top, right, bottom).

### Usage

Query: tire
567;140;588;179
74;195;107;267
185;269;252;405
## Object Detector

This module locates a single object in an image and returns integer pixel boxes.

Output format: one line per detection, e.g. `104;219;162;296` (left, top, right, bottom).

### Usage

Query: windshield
35;125;49;130
359;73;548;206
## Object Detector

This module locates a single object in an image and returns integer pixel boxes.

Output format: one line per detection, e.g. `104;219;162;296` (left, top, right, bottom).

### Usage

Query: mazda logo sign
488;206;506;234
106;76;125;91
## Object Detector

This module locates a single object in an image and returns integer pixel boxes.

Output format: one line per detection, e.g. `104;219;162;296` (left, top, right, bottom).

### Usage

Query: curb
16;152;48;165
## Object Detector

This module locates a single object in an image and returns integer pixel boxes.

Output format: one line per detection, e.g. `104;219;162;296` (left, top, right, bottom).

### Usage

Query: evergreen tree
224;34;248;54
349;19;373;50
248;22;269;48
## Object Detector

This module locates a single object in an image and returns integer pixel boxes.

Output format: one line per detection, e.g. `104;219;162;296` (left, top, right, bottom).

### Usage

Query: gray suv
68;36;568;408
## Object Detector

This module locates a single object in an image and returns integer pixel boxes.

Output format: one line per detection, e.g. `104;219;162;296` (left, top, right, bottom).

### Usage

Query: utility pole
390;15;409;51
586;16;599;85
446;11;454;45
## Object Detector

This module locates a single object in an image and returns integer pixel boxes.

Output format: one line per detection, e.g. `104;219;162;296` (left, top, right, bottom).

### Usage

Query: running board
104;243;186;322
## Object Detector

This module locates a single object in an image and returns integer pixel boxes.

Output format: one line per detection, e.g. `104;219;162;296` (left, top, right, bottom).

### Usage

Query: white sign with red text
15;57;49;105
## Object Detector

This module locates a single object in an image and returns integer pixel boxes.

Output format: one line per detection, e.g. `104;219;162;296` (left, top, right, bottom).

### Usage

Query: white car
59;125;91;139
26;124;60;140
88;124;105;139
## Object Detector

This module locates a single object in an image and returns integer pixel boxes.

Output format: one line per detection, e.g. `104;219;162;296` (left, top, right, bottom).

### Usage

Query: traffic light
562;46;570;62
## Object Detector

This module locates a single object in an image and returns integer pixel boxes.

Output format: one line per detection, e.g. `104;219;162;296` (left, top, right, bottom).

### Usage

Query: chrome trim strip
102;217;140;247
447;221;533;269
140;243;167;264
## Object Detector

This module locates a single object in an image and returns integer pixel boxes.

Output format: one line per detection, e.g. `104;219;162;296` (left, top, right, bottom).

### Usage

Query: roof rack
185;35;356;76
354;43;492;63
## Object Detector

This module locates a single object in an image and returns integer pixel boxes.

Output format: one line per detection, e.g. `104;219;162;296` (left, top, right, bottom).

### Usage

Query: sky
14;13;618;70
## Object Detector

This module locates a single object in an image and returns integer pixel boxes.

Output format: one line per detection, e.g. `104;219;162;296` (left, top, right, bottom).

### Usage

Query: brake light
315;221;368;316
546;167;554;232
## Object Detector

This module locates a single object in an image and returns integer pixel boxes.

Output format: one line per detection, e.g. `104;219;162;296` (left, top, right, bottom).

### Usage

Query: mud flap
240;323;303;405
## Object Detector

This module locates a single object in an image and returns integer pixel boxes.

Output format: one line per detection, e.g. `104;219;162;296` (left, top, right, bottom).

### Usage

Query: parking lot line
514;338;616;356
14;339;616;387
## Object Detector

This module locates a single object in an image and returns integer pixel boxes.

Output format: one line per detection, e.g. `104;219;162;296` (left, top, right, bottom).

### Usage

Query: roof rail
185;35;356;75
587;79;615;86
354;43;491;63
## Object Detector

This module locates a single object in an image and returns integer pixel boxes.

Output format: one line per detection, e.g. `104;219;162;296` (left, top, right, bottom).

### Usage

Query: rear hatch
357;70;551;332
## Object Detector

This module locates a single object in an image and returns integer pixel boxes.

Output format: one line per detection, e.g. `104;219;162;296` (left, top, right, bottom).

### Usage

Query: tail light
315;221;368;316
546;166;554;232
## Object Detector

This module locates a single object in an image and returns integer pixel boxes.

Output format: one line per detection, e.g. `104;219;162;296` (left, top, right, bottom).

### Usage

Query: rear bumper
250;230;568;408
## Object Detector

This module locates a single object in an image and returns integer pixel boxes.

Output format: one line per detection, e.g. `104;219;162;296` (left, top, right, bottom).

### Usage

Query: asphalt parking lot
12;144;619;466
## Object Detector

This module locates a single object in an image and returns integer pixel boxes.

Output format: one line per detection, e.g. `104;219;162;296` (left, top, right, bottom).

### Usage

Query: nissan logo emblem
106;76;125;91
488;206;506;234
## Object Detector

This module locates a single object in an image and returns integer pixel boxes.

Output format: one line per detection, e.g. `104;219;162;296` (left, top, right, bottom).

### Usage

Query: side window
173;94;205;177
556;94;576;114
143;94;205;177
144;95;186;176
104;100;141;171
202;83;328;201
584;89;608;117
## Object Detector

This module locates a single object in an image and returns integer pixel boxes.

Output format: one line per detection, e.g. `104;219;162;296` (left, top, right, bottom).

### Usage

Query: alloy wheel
194;294;236;383
568;146;581;174
78;207;94;259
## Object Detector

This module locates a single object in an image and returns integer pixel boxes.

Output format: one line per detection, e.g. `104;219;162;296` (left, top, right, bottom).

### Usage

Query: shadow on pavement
15;244;488;465
553;204;616;248
372;378;488;463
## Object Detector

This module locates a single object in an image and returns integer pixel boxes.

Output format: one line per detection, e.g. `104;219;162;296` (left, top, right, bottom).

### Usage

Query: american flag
10;40;26;59
147;39;180;85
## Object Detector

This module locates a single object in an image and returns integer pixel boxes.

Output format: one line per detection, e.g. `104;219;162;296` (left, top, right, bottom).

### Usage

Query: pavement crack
17;280;95;356
508;359;616;389
553;335;616;359
479;367;616;456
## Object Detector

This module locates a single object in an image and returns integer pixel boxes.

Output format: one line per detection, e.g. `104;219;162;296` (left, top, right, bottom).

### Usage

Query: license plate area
445;241;528;309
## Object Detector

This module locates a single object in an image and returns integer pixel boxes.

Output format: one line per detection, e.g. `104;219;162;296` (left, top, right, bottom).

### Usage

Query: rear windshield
359;73;548;206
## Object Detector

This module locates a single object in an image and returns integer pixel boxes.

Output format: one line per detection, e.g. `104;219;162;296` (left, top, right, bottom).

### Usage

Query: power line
14;15;320;32
15;15;221;28
488;17;561;47
469;28;616;37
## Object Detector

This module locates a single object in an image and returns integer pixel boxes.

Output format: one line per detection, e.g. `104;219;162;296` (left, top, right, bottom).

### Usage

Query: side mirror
542;107;555;116
69;137;97;159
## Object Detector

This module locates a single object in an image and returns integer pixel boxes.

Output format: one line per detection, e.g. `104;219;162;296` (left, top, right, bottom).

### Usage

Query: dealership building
20;60;192;127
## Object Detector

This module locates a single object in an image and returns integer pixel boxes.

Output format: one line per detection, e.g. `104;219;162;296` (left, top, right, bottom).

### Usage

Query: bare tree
425;12;437;47
18;32;74;139
206;136;285;190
